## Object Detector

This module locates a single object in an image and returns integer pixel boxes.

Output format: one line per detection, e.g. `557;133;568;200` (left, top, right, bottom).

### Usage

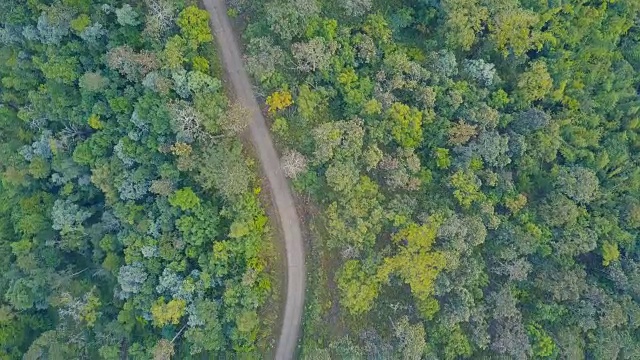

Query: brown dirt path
201;1;306;359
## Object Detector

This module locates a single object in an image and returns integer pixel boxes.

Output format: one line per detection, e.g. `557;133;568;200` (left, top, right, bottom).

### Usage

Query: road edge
201;1;306;359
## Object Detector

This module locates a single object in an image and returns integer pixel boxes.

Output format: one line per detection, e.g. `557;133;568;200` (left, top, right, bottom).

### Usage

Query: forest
230;0;640;358
3;0;640;359
0;0;276;358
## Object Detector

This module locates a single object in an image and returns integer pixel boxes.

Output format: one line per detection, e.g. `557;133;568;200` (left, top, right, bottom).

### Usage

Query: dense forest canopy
232;0;640;358
0;0;275;358
4;0;640;358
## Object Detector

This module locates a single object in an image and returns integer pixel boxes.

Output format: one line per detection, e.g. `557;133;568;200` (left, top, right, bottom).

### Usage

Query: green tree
151;297;187;327
602;241;620;266
378;220;447;319
337;260;380;315
440;0;488;50
388;102;424;149
516;61;553;104
169;187;201;211
555;166;599;204
489;7;542;57
177;6;213;48
450;170;485;208
115;4;140;26
196;142;251;200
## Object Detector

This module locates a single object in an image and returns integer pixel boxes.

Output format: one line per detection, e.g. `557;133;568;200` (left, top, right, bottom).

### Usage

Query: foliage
169;187;201;211
378;220;447;319
388;102;423;149
337;260;379;315
239;0;640;357
0;1;272;358
151;298;187;327
602;241;620;267
115;4;140;26
176;6;212;48
281;150;308;179
266;90;293;113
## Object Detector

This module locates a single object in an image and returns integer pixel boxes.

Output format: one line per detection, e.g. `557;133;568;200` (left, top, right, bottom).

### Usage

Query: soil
201;1;307;359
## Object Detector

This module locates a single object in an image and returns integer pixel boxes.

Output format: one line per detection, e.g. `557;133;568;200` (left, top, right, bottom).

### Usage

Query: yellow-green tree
377;219;447;319
169;187;201;211
151;298;187;327
164;35;186;69
388;102;423;149
266;90;293;113
70;14;91;33
337;260;380;315
517;60;553;104
441;0;488;50
489;7;541;57
177;6;213;49
450;170;485;208
602;241;620;266
192;56;210;73
88;114;103;130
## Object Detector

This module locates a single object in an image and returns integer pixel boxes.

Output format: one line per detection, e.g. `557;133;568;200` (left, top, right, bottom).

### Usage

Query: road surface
201;1;306;359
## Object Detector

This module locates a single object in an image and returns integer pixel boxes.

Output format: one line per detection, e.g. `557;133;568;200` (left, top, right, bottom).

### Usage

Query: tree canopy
0;1;274;358
235;0;640;358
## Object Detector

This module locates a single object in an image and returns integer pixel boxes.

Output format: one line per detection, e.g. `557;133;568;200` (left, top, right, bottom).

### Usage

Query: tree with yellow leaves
151;297;187;327
88;114;104;130
337;259;381;315
266;90;293;113
177;6;213;49
377;218;447;319
388;102;424;149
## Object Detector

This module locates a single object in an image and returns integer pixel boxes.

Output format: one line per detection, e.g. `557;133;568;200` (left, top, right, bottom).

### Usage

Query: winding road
202;1;306;359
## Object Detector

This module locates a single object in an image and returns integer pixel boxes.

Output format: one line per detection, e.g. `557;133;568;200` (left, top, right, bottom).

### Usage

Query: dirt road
202;1;305;359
